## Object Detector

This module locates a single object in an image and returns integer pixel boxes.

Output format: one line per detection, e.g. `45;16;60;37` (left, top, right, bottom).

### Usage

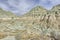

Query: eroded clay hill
0;5;60;40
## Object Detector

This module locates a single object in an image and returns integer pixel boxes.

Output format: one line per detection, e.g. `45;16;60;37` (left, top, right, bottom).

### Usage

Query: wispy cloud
0;0;37;15
0;0;60;15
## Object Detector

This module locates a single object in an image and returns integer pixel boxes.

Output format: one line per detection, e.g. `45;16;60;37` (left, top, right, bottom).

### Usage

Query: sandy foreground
0;36;15;40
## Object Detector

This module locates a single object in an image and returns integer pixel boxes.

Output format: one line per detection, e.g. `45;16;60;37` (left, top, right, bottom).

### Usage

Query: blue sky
0;0;60;15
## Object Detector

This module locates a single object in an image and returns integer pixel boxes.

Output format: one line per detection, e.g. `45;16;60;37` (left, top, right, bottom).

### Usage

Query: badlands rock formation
0;4;60;40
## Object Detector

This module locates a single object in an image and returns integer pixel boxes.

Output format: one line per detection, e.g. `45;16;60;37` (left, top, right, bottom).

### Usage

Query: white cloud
7;0;37;15
50;0;60;5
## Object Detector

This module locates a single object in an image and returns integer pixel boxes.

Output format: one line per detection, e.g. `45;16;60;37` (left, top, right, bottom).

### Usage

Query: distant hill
23;6;47;17
0;8;18;18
